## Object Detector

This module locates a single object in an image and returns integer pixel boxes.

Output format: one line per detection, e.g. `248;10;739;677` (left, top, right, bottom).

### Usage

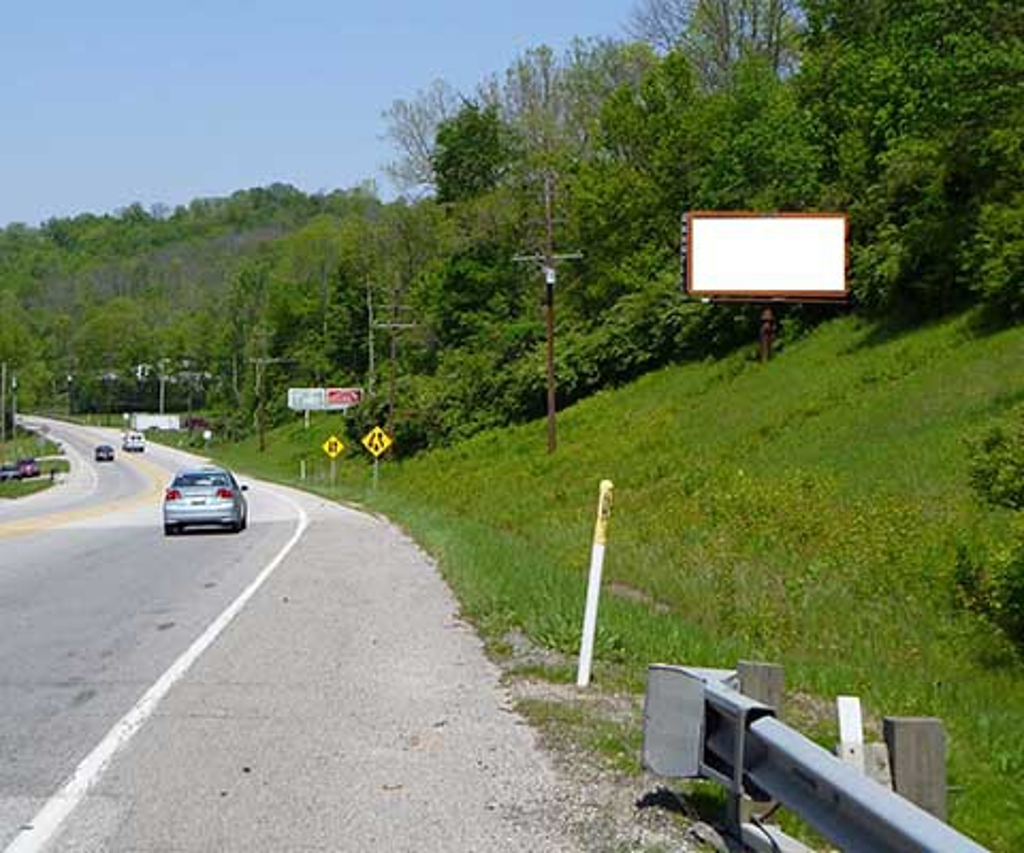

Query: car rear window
173;473;230;488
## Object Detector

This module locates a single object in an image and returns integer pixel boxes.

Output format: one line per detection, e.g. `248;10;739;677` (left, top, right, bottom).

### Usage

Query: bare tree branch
626;0;803;88
381;79;459;194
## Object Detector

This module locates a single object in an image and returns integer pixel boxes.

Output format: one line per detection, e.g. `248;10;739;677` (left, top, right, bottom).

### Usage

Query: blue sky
1;1;632;227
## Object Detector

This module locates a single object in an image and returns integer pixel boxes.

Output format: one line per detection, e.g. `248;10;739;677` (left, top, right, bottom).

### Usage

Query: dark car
95;444;115;462
17;458;40;478
0;462;21;482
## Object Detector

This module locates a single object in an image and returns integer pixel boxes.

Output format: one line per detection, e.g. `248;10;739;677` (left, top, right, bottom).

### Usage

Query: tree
433;103;511;204
382;79;459;193
627;0;803;88
800;0;1024;313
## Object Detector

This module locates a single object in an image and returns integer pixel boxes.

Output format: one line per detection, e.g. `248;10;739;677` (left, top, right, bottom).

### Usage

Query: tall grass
215;312;1024;850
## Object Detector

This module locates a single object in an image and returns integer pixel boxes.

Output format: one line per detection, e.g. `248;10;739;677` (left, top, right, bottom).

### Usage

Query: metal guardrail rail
643;665;990;853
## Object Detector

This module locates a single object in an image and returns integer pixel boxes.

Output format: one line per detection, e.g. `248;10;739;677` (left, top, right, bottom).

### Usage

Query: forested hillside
1;0;1020;453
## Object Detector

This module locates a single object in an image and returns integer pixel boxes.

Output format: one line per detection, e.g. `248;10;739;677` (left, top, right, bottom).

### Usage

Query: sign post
321;434;344;487
361;425;393;490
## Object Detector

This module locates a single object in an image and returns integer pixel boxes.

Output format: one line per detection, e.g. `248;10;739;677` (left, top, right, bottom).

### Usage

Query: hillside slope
215;311;1024;850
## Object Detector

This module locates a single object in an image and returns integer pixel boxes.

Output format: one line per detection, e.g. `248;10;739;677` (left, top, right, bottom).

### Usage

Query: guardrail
642;665;990;853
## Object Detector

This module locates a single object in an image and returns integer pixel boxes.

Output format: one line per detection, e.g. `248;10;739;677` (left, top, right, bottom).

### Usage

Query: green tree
433;103;511;203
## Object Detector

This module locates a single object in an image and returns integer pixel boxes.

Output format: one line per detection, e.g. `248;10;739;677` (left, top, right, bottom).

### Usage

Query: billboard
684;212;848;300
325;387;362;408
131;413;181;431
288;387;363;412
288;388;325;411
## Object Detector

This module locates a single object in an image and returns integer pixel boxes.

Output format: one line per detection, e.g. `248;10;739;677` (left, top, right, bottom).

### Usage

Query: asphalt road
0;418;576;852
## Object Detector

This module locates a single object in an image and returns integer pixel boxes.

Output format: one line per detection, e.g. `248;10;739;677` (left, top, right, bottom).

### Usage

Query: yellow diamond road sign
361;426;393;458
322;435;345;459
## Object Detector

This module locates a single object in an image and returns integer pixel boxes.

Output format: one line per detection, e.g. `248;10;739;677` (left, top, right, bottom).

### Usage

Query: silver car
163;467;248;535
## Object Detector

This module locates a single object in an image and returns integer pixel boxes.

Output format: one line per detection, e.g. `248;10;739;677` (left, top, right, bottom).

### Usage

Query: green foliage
968;193;1024;317
969;406;1024;511
960;406;1024;651
433;102;512;204
955;523;1024;650
691;58;824;210
801;0;1024;315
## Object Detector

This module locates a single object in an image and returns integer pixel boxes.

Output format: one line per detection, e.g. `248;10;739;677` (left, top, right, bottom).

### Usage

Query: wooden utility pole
388;291;398;436
1;361;6;449
374;284;418;436
366;283;376;397
515;172;581;454
250;355;291;452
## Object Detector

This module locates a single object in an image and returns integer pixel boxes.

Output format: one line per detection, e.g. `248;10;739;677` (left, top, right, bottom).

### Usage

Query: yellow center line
0;455;170;541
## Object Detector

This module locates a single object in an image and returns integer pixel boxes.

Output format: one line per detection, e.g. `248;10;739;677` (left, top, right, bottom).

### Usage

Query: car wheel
164;524;177;536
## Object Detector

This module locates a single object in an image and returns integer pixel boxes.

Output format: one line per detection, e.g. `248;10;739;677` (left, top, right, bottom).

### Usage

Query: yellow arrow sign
322;435;345;459
361;426;393;459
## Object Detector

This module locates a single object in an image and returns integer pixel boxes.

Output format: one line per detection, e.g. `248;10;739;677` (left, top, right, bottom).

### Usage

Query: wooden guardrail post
738;660;785;716
883;716;947;821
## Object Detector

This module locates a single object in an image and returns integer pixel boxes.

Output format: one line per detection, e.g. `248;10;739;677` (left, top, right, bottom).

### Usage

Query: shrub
968;406;1024;511
969;194;1024;318
955;526;1024;650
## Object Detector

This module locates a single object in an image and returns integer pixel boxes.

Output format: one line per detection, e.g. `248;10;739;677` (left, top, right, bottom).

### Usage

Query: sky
0;1;634;227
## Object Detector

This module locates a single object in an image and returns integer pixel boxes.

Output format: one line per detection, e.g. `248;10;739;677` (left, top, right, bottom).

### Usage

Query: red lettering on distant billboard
326;387;362;407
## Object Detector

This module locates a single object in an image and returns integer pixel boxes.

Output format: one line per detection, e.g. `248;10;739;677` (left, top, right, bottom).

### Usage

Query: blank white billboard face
687;214;847;299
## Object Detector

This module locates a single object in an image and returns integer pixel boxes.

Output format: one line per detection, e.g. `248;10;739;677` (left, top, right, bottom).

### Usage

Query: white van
122;431;146;453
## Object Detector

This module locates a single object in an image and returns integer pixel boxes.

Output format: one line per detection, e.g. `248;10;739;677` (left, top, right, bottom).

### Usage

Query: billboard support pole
759;307;776;363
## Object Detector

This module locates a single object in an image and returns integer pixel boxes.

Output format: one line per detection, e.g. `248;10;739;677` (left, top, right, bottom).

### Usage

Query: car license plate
191;498;206;506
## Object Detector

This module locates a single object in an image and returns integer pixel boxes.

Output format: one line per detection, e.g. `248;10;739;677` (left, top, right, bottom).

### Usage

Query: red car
17;458;40;478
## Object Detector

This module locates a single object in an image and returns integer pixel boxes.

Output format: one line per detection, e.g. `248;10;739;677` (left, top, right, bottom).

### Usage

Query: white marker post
837;695;866;773
577;480;614;688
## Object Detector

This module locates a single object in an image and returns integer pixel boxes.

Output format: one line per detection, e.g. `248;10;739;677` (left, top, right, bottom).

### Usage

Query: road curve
0;418;307;851
1;419;577;852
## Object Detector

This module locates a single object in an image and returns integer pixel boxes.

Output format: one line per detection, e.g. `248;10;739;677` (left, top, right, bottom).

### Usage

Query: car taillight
165;488;182;501
216;488;234;499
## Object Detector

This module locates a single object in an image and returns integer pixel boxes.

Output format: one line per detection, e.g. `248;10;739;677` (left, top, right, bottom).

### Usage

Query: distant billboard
131;413;181;431
288;387;363;412
684;212;848;300
325;387;362;408
288;388;325;411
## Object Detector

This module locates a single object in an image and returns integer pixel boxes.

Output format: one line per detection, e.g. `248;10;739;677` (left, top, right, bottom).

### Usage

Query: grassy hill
209;310;1024;850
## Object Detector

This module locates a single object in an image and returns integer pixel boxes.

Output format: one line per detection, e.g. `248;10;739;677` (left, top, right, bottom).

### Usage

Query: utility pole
374;285;418;436
67;358;75;418
514;172;581;454
158;359;169;415
250;355;291;452
1;362;6;449
366;283;376;397
10;374;17;443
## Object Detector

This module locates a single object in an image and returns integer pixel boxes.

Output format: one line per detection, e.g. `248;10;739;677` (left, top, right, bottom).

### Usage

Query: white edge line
3;492;311;853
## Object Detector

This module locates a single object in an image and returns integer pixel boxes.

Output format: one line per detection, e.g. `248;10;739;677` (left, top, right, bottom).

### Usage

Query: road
0;418;575;852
